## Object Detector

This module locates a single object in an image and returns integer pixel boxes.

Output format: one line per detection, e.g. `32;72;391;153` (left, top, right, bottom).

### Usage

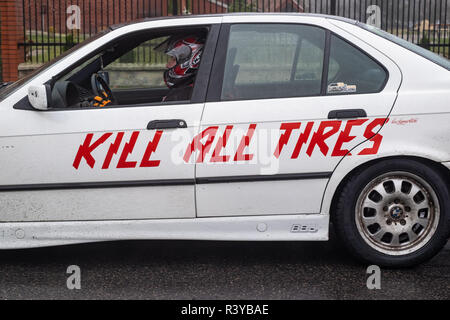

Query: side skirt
0;214;329;249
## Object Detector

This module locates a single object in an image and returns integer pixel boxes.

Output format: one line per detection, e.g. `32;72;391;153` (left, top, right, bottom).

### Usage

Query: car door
194;16;402;217
0;21;220;222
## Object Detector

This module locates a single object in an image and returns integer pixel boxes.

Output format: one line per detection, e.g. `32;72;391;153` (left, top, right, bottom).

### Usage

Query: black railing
19;0;450;64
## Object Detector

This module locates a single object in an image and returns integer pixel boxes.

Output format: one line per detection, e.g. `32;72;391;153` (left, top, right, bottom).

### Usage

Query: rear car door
0;19;221;222
194;16;401;217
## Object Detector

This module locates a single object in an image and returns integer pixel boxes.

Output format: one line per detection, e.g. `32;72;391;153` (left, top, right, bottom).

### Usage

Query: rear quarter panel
322;19;450;214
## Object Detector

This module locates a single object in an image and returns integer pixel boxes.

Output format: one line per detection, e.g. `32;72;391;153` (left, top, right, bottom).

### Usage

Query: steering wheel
91;73;117;105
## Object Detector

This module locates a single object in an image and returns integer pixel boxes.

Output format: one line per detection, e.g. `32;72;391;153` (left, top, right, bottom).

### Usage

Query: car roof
109;12;359;30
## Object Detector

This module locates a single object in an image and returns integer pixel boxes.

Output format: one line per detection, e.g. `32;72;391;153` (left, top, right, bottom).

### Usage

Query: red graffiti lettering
291;122;314;159
211;125;233;163
332;119;368;157
306;121;342;157
117;131;140;168
183;127;219;163
358;118;389;155
140;130;163;167
102;132;124;169
234;124;257;161
274;122;301;159
73;133;112;169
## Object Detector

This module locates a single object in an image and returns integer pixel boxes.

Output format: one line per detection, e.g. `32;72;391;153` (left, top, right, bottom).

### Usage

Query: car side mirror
28;84;52;110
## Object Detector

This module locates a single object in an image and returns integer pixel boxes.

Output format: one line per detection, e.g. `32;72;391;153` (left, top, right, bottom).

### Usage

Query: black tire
333;158;450;268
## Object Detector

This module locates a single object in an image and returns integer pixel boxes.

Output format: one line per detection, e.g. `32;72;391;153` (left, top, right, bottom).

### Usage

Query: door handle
328;109;367;119
147;119;187;130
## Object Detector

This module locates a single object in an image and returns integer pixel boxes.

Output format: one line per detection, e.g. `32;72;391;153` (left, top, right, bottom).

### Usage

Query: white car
0;13;449;267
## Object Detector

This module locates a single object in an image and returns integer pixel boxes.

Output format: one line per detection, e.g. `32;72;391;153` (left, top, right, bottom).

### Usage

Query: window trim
206;23;230;103
320;30;332;95
206;22;390;103
13;95;196;112
14;24;221;111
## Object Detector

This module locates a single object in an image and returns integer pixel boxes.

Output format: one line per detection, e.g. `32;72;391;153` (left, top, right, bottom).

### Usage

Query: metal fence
19;0;450;64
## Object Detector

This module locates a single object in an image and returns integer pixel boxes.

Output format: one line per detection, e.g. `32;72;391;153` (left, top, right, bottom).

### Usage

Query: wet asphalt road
0;233;448;300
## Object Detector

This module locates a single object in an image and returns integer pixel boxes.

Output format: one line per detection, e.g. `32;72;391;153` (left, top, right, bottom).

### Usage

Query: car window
104;37;169;90
21;27;209;110
61;53;103;81
326;35;387;95
294;38;325;83
0;30;109;102
221;24;326;101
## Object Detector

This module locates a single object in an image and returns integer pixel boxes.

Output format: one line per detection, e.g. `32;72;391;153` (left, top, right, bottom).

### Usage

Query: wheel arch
324;155;450;220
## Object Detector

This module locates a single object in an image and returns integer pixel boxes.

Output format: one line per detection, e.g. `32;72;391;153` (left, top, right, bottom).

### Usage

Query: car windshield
0;29;110;101
357;22;450;71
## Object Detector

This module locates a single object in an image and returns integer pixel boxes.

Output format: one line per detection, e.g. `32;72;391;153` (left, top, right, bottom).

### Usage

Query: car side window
20;28;209;111
326;35;387;95
104;37;169;90
294;38;325;83
221;24;326;101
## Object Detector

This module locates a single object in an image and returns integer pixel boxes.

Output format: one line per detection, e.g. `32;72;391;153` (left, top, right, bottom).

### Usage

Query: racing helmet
157;35;204;88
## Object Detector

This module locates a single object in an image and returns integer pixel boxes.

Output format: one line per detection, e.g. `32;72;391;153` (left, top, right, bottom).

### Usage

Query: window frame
206;22;389;103
14;24;221;111
325;33;389;96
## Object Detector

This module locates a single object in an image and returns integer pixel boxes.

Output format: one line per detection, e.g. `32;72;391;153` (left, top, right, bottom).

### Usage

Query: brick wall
0;0;24;82
23;0;169;34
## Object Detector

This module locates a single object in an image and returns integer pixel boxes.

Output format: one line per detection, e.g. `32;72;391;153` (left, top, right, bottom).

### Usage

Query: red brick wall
23;0;169;34
0;0;24;82
190;0;231;14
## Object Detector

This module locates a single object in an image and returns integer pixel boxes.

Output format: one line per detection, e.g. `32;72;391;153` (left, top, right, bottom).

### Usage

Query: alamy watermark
66;5;81;30
66;265;81;290
366;265;381;290
65;4;383;31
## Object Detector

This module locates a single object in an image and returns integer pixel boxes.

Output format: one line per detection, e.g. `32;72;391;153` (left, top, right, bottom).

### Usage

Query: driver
157;35;204;102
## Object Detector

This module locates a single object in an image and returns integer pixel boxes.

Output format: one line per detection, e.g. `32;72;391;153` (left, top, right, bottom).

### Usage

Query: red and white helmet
161;36;204;88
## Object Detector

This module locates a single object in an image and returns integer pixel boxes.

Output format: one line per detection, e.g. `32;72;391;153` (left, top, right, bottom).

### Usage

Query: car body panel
0;103;202;221
0;16;223;222
196;15;402;217
0;213;329;249
321;19;450;215
0;14;448;248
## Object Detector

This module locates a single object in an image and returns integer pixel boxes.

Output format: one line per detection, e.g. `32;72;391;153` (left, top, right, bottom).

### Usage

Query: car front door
194;17;401;218
0;21;220;222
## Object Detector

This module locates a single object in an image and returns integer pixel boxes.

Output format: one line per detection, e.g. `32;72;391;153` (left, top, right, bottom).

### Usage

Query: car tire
333;158;450;268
